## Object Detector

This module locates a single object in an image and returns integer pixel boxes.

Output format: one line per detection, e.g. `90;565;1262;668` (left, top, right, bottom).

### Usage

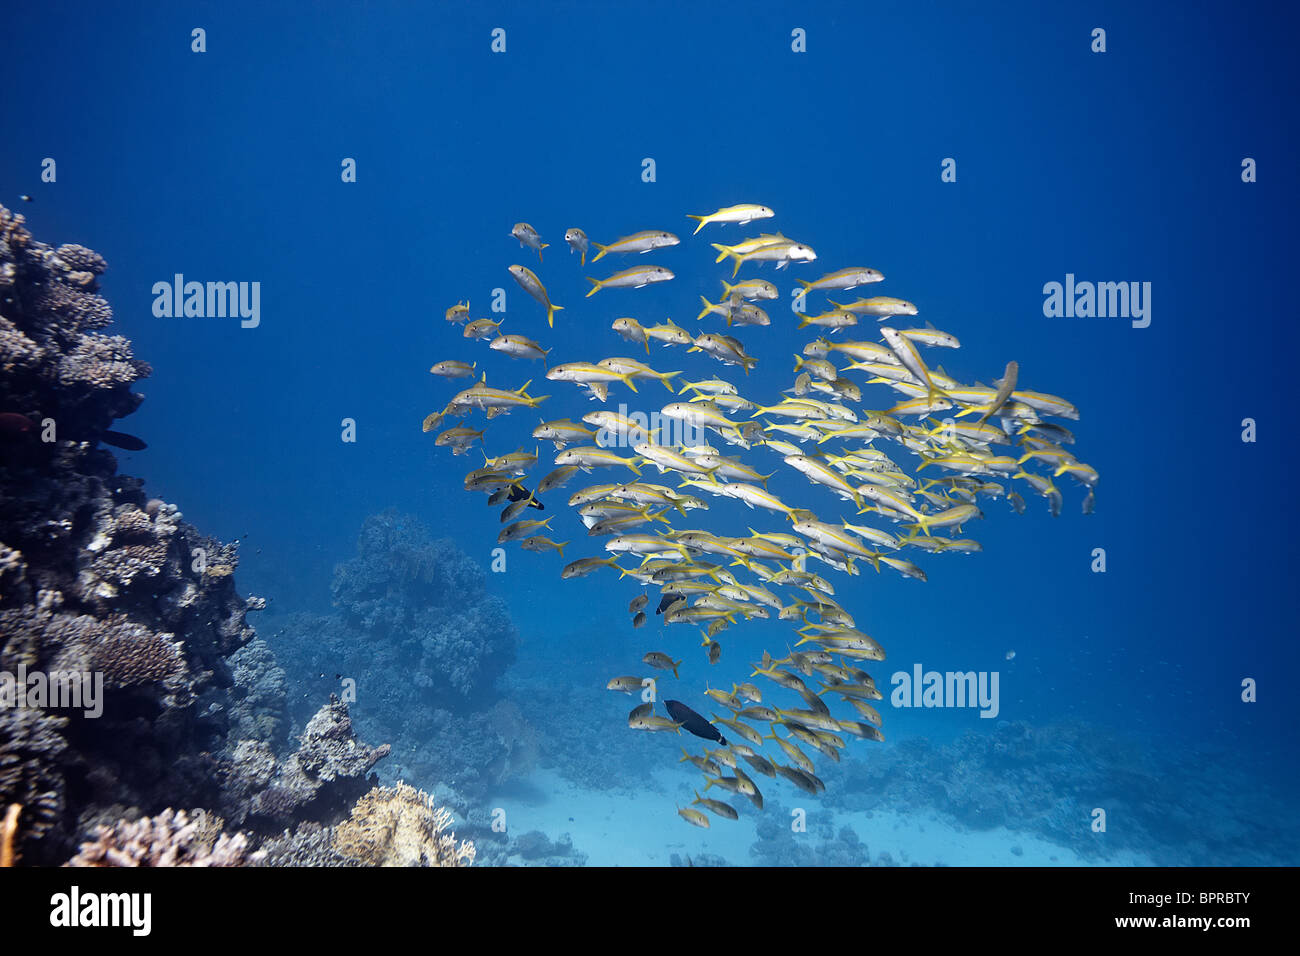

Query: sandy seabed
488;767;1153;867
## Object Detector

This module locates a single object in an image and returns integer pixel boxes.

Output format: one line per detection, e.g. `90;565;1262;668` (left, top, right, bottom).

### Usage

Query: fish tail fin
556;541;568;558
659;372;680;392
620;373;639;394
796;279;813;292
796;315;811;330
547;303;563;327
697;296;714;321
710;242;732;264
672;660;681;680
590;242;609;263
627;457;642;476
642;337;650;355
584;278;602;298
793;354;805;371
688;214;708;235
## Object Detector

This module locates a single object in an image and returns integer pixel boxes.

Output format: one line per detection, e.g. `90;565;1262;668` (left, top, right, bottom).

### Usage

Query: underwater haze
4;0;1298;867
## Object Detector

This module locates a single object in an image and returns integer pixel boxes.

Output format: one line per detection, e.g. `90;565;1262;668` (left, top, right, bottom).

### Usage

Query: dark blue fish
101;430;147;451
665;699;726;746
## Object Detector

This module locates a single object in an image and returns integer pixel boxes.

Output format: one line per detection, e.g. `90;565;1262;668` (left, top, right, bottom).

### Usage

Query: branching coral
332;782;475;867
64;808;263;867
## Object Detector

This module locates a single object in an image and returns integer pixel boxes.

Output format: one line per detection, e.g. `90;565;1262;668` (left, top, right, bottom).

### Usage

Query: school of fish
426;207;1098;827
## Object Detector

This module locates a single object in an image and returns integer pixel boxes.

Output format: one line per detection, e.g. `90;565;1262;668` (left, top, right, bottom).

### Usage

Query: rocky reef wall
0;207;400;864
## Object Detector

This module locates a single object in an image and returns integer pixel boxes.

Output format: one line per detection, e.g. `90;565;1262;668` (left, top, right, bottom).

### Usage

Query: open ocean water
3;0;1297;871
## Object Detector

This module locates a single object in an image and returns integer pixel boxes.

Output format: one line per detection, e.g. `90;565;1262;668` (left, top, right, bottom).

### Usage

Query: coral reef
821;721;1300;866
0;208;145;440
669;852;729;867
271;510;527;801
328;509;517;706
504;666;662;795
65;808;262;867
254;821;356;867
332;782;475;867
749;805;874;866
239;698;390;829
225;636;288;746
506;829;585;866
0;209;489;867
0;207;333;864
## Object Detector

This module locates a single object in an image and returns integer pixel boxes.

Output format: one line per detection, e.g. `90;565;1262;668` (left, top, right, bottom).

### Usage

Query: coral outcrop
329;509;517;706
271;510;528;800
332;782;475;867
237;697;390;829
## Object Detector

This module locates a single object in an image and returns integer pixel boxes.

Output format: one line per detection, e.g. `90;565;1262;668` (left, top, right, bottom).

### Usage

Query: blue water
7;0;1298;865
